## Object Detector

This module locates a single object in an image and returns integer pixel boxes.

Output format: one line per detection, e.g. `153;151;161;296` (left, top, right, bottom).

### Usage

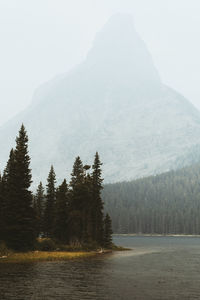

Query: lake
1;236;200;299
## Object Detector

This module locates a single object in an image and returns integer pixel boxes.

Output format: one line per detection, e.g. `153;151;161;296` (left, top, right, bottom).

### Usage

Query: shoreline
0;250;103;264
0;246;127;264
113;233;200;237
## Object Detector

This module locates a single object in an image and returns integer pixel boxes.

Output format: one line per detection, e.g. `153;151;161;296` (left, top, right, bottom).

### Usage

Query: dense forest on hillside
0;125;112;251
103;164;200;234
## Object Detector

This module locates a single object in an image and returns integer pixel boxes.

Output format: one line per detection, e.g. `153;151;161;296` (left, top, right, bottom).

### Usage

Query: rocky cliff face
1;14;200;184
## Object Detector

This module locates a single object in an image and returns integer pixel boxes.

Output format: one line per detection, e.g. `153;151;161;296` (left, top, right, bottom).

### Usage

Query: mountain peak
91;13;136;50
86;13;161;85
101;13;135;31
1;15;198;185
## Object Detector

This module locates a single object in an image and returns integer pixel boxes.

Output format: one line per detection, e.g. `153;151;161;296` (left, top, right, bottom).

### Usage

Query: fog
0;0;200;126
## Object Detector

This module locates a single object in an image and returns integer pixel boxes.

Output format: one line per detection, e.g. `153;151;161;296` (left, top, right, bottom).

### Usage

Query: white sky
0;0;200;126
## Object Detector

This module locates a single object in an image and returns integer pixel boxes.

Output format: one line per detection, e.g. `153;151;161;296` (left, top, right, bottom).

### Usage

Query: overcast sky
0;0;200;126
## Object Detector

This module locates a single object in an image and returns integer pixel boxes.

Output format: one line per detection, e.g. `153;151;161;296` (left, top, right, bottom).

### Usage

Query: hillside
103;163;200;234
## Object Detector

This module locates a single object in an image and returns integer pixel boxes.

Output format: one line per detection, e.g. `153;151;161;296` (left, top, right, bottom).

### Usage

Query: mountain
1;13;200;184
103;162;200;234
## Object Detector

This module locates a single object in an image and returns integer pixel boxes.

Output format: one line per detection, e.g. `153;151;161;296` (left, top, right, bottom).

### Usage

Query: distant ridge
103;162;200;234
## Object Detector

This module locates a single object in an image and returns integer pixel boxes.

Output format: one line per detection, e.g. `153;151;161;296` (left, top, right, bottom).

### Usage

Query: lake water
1;236;200;299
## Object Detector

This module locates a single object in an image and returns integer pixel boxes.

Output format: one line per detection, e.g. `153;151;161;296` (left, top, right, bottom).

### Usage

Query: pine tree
70;156;84;189
0;173;4;241
0;173;2;239
54;179;69;243
68;157;84;243
69;157;94;244
82;166;93;243
0;171;7;242
5;125;36;250
91;152;104;245
104;213;113;248
34;182;45;237
44;165;56;237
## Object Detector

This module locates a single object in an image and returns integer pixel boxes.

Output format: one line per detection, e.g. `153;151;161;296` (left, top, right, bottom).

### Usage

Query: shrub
36;238;57;251
0;241;11;256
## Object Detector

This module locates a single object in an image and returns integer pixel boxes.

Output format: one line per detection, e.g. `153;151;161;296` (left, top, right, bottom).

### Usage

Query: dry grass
0;251;97;263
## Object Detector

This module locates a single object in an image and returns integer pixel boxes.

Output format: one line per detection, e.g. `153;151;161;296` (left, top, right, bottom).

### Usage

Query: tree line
0;125;112;251
103;163;200;235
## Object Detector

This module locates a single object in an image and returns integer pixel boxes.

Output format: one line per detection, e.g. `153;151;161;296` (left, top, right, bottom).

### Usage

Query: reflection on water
1;236;200;299
0;258;111;300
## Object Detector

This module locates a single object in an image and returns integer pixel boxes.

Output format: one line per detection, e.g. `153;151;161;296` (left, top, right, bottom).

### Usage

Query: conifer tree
104;213;113;248
91;152;104;245
44;165;56;237
70;156;84;189
54;179;69;243
69;157;93;244
3;149;16;243
69;157;84;243
0;173;2;238
0;171;7;242
34;182;45;236
4;125;36;250
0;173;4;241
82;166;93;243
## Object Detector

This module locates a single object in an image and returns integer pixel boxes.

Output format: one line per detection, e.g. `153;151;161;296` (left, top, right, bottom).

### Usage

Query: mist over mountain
1;13;200;184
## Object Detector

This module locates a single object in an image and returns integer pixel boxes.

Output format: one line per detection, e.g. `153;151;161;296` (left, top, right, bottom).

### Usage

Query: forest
103;164;200;234
0;125;112;251
2;124;200;252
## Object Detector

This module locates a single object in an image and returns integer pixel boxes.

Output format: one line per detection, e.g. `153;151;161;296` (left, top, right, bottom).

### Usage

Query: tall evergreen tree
54;179;69;243
4;125;36;250
103;213;113;248
0;171;7;242
81;166;93;243
69;157;84;243
91;152;104;245
70;156;84;189
0;173;4;241
0;173;2;239
34;182;45;237
44;165;56;237
69;157;94;244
